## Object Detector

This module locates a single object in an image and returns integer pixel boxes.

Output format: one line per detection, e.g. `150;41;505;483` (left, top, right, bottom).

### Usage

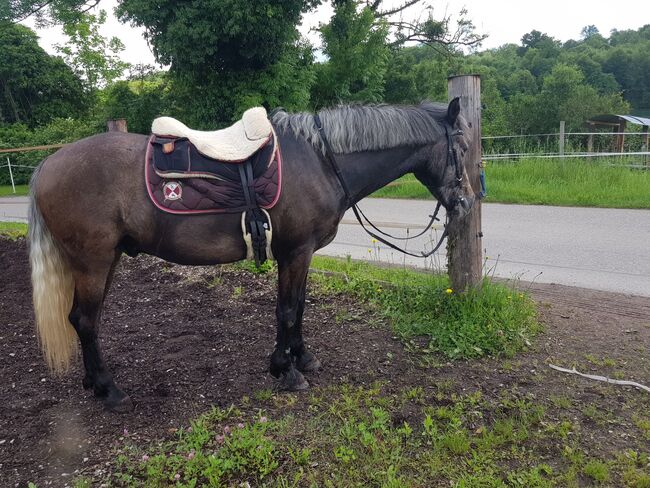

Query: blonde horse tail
28;164;77;373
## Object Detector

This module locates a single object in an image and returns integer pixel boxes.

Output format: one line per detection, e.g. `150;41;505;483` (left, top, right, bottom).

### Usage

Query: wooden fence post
447;75;483;292
107;118;128;132
559;120;565;164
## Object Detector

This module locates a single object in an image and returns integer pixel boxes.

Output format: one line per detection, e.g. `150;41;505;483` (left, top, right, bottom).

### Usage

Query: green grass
310;255;540;359
372;157;650;208
0;221;27;239
99;384;650;487
0;184;28;196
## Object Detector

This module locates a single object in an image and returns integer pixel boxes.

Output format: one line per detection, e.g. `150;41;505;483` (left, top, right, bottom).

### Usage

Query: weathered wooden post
107;118;128;132
447;75;483;291
642;125;648;166
559;120;565;164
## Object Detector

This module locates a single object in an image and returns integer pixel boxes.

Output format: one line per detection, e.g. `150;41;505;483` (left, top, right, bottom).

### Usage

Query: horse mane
271;102;449;155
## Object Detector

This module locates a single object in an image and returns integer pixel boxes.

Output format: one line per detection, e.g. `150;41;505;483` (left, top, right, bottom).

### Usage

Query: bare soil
1;238;649;487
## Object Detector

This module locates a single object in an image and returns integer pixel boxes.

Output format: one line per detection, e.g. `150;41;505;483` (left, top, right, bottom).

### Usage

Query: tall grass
373;157;650;208
310;256;540;359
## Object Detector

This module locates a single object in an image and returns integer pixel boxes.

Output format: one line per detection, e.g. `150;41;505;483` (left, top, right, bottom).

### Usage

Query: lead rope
313;114;450;258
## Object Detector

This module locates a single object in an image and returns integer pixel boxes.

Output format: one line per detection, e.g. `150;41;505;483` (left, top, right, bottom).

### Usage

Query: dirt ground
1;237;649;487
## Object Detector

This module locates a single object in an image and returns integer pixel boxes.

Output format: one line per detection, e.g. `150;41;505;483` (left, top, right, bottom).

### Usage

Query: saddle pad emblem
163;181;182;201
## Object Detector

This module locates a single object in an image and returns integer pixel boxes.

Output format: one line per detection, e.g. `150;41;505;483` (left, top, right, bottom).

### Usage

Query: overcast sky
24;0;650;67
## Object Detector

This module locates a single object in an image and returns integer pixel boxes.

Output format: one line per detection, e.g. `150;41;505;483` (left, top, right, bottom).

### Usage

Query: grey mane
271;102;449;155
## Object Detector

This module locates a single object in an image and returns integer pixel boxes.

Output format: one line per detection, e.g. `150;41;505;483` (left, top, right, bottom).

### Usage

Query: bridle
314;114;467;258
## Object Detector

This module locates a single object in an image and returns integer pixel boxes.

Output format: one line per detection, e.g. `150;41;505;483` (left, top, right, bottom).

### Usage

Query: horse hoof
279;369;309;391
297;352;321;373
105;393;134;413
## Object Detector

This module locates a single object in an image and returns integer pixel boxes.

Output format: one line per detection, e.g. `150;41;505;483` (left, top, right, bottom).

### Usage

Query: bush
0;118;102;185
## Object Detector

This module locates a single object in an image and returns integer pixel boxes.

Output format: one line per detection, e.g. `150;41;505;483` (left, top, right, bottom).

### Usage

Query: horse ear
446;97;461;126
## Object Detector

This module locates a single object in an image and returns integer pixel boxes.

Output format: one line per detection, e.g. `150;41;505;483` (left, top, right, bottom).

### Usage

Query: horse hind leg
68;253;132;412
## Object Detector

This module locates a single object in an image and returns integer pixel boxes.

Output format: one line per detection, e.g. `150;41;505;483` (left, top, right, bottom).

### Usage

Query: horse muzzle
454;194;474;218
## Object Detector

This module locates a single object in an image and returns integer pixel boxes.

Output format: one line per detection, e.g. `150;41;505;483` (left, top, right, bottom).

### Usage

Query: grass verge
0;184;29;197
310;255;540;359
372;158;650;208
0;221;27;239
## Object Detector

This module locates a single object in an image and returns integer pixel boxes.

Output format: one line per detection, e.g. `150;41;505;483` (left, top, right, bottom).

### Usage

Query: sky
24;0;650;67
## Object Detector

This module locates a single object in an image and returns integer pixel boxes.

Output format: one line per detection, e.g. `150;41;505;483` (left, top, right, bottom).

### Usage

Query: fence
482;122;650;167
0;144;65;192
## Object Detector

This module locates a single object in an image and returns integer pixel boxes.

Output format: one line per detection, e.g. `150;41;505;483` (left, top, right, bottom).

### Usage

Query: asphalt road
2;196;649;297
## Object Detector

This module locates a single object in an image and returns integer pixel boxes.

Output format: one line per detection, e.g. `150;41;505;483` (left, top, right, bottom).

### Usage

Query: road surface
2;196;649;297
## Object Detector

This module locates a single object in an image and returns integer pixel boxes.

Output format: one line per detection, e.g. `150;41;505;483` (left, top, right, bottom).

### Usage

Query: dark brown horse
28;99;475;411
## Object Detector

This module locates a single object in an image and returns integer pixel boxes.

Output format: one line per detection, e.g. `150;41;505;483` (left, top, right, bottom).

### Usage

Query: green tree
114;0;320;126
116;0;320;72
311;1;389;107
0;22;86;126
55;10;129;92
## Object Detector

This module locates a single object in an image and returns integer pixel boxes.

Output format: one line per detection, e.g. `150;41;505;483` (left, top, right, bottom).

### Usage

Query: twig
548;364;650;394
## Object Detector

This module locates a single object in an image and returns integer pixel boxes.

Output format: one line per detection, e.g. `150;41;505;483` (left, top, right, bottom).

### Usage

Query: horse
28;98;475;412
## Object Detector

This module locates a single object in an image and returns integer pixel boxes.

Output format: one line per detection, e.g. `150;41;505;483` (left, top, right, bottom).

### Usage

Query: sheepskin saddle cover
151;107;272;161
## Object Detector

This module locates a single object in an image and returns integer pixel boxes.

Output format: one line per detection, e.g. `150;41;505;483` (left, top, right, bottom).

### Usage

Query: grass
93;384;650;487
372;157;650;208
0;221;27;239
310;255;540;359
0;184;28;196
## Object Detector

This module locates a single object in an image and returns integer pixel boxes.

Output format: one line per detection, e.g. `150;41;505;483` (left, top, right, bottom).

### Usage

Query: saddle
145;107;281;265
151;107;273;162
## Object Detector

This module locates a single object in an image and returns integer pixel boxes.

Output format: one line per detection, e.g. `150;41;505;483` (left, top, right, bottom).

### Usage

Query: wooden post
107;118;128;132
618;121;626;153
642;125;648;166
587;123;594;154
559;120;565;158
447;75;482;292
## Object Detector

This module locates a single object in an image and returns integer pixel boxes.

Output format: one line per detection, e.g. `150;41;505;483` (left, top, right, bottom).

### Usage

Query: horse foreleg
270;250;317;390
289;274;322;373
68;255;132;412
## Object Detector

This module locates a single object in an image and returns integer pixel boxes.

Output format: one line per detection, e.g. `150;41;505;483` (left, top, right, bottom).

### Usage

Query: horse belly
138;214;248;266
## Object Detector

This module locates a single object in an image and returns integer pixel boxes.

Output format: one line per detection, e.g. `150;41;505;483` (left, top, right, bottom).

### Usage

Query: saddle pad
145;135;282;214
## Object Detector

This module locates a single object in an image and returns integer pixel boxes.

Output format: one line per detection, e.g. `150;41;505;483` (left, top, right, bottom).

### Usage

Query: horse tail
28;163;77;373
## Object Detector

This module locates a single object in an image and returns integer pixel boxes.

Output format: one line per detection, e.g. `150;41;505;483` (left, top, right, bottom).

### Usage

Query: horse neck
336;145;427;205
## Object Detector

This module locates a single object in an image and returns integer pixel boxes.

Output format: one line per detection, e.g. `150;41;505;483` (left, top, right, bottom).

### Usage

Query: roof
587;114;650;126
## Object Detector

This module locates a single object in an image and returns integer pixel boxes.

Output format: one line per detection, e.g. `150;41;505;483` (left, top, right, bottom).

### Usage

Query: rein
314;114;460;258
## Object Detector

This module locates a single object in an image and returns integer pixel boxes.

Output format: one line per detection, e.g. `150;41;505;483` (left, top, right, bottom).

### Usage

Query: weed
232;286;244;298
550;395;572;409
583;460;610;483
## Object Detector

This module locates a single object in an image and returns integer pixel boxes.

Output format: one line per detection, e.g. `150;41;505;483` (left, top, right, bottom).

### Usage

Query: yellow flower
371;239;378;244
368;249;373;253
445;288;453;294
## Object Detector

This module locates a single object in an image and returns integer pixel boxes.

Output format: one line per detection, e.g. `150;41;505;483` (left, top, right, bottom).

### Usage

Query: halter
314;115;465;258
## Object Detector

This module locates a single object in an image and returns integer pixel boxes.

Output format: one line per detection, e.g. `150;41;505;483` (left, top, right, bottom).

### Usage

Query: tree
311;0;389;107
116;0;320;73
55;10;129;92
113;0;321;126
312;0;485;107
580;25;600;40
0;22;86;126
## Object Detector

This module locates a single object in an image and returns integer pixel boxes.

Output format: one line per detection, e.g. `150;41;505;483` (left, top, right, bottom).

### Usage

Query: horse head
415;97;476;219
